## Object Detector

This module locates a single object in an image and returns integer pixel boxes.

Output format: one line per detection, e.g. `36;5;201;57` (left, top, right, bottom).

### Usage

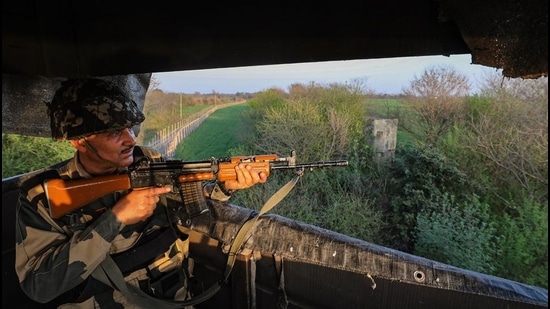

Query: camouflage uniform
15;79;230;308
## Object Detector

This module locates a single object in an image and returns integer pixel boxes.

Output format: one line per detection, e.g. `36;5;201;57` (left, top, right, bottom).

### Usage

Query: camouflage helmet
48;78;145;141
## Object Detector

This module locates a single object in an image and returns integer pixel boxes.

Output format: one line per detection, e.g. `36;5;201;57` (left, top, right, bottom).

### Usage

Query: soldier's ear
70;139;83;149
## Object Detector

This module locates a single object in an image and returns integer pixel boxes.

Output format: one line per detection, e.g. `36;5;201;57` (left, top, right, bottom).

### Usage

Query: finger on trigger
155;186;171;195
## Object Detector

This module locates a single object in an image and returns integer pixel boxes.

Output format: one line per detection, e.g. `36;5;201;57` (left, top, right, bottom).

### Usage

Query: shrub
414;194;497;274
2;134;74;178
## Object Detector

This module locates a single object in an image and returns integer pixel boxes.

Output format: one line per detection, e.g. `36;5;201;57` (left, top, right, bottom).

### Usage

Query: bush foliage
2;134;74;178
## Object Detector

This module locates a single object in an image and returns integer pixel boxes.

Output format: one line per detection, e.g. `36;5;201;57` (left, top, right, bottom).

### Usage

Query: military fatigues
15;146;224;308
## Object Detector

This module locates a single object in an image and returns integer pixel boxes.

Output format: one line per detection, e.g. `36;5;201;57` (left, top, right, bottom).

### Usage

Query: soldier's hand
112;186;171;225
224;163;267;191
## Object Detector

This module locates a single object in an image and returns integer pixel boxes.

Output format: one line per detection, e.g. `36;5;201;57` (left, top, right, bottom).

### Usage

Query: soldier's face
83;127;137;169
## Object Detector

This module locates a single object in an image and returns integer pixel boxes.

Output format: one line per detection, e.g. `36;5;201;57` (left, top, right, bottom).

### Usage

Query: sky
153;54;500;95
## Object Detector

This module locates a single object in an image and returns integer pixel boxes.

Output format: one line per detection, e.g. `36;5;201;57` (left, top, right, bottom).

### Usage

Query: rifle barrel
271;160;348;170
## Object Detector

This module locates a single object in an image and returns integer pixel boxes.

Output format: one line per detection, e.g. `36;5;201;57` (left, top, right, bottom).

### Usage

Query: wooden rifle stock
45;174;131;219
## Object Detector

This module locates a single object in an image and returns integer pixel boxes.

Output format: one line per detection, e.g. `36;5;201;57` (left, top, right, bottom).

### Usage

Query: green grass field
174;104;254;160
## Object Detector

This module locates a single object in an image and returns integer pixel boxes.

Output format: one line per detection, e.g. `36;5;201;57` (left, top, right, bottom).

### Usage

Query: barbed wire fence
146;106;217;158
146;102;245;158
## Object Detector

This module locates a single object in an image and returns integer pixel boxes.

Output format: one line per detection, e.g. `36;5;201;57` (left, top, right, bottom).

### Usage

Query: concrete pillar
367;118;398;163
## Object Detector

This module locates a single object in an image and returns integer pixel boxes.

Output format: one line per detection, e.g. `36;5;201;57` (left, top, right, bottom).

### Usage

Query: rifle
44;151;348;219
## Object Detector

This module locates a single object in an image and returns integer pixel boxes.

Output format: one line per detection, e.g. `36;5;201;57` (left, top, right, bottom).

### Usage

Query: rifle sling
93;171;303;307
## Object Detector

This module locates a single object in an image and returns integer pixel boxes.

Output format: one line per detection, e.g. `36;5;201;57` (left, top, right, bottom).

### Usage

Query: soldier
15;78;267;308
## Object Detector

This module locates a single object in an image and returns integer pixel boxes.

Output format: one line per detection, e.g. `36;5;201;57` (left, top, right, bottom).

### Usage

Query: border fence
145;102;245;158
146;106;218;158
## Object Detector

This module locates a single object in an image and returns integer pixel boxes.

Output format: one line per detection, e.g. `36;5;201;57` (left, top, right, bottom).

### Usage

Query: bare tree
148;75;161;91
479;71;548;103
401;65;471;145
465;73;548;202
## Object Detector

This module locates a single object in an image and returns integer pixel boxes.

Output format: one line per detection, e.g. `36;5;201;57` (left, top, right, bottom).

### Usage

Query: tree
463;72;548;203
478;71;548;102
148;75;161;91
441;73;548;287
401;65;471;145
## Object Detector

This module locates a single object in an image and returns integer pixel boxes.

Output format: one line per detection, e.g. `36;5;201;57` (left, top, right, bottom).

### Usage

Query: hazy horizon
153;54;499;95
